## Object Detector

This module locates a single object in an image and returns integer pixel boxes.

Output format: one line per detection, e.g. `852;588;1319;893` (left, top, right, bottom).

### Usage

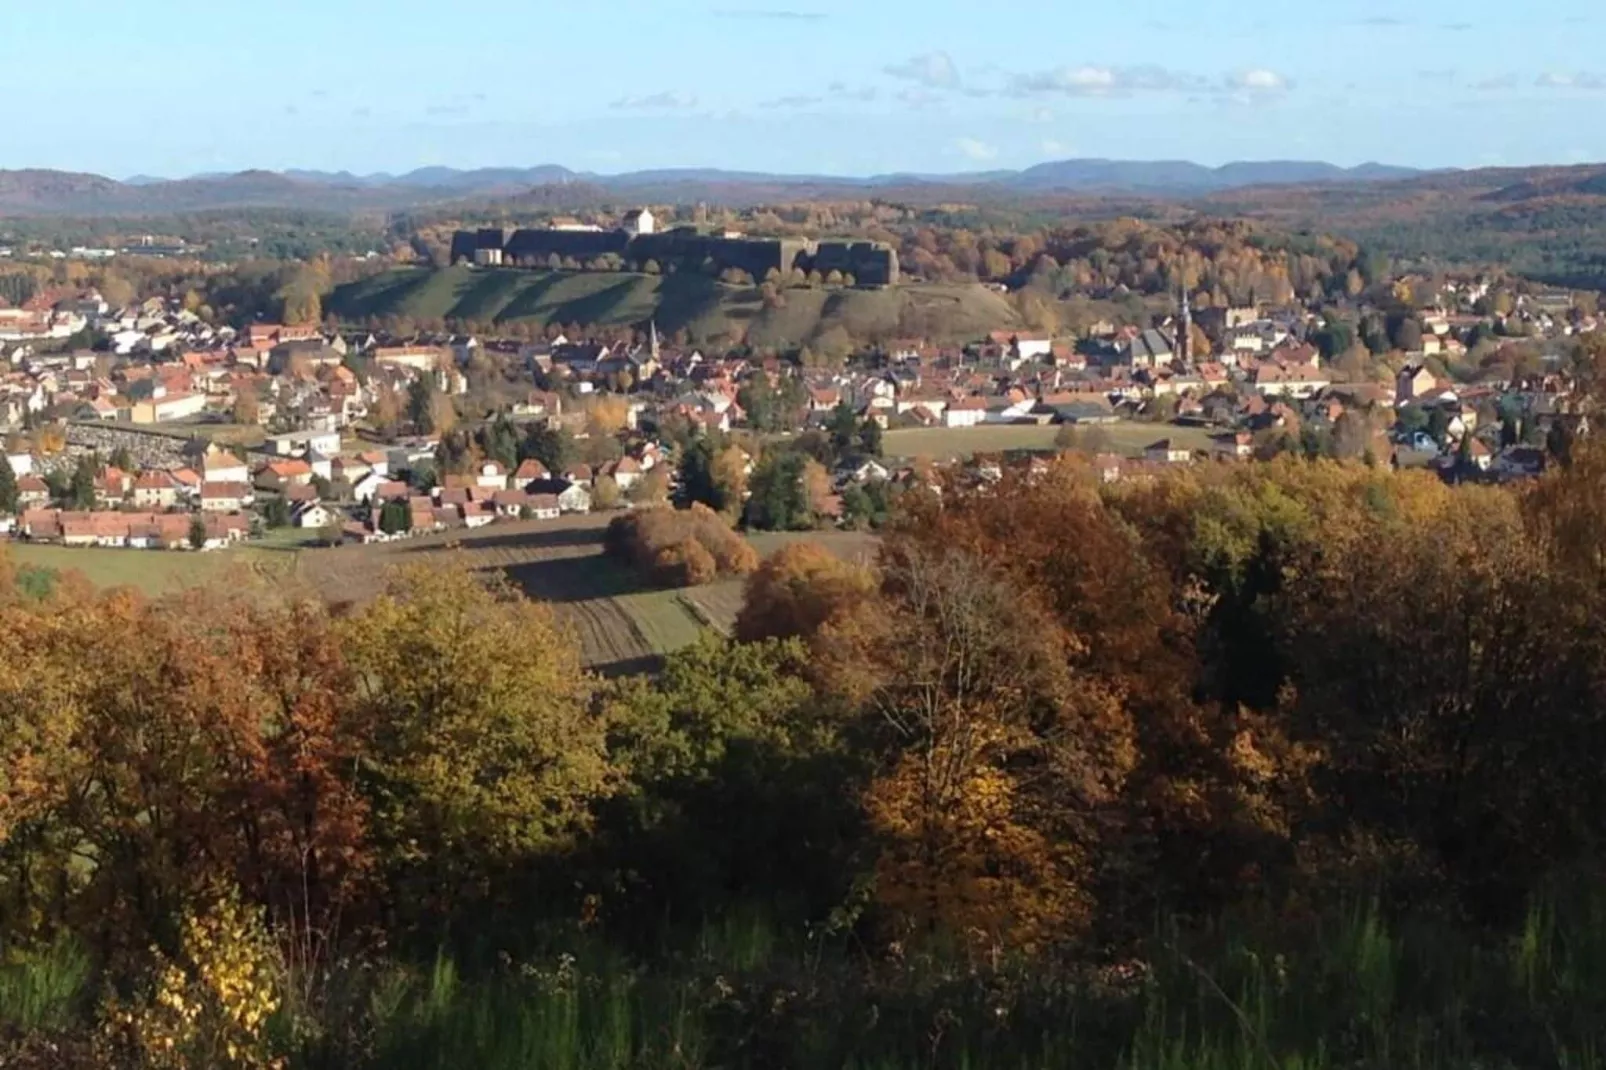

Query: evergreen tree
827;402;859;460
406;375;438;433
678;436;724;511
0;458;17;515
261;496;291;529
68;455;97;510
188;515;208;549
379;499;411;535
858;418;884;458
519;424;575;474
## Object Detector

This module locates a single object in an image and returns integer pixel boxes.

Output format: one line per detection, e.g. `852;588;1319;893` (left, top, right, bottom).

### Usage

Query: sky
7;0;1606;178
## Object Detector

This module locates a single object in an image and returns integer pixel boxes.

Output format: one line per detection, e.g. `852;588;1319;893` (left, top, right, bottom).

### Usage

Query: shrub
605;506;756;587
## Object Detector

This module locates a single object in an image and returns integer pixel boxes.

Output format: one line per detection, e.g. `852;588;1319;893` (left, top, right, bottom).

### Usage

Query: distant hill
0;158;1434;216
327;265;1020;348
1009;159;1421;193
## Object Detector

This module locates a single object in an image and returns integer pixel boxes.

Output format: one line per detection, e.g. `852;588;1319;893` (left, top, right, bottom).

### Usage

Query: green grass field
4;542;293;597
882;421;1215;461
2;522;874;669
329;266;1021;347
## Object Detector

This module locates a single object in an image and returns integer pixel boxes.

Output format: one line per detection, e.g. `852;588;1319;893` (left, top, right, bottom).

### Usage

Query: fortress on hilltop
449;210;900;287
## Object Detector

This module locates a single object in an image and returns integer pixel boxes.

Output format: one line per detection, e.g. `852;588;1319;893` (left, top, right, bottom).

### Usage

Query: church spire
649;319;660;362
1178;284;1192;366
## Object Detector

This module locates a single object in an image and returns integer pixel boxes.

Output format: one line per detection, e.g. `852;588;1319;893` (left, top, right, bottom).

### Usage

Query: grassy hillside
328;266;1020;347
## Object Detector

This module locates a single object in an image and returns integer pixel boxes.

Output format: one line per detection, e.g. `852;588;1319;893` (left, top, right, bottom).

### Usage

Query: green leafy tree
188;515;208;549
744;451;809;531
519;424;576;474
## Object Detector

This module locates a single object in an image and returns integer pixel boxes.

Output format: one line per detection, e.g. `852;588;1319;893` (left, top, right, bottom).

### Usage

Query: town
0;248;1594;556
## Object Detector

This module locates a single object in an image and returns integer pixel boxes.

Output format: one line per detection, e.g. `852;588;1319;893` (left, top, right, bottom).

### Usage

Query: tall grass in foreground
10;892;1606;1068
0;938;90;1032
356;893;1606;1070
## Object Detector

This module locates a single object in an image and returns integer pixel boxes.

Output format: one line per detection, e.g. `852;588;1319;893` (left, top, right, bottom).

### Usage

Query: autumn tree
587;395;630;437
735;541;874;647
231;381;260;426
844;538;1135;951
341;565;612;926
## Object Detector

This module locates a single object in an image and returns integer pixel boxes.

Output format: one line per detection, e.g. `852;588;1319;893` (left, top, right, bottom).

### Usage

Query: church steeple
1177;285;1192;366
649;320;660;362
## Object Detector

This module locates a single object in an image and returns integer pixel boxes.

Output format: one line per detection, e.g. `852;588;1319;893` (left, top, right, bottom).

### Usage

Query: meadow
882;421;1215;461
5;514;874;673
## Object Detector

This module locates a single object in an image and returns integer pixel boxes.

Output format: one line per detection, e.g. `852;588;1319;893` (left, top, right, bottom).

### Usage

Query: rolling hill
327;266;1020;347
0;158;1431;216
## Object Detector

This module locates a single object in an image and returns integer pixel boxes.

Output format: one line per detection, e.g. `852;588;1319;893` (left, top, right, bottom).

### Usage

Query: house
350;470;391;504
5;452;31;477
527;478;594;513
606;456;644;489
15;475;49;508
256;458;314;491
201;451;249;485
1143;439;1193;464
128;391;207;424
615;207;655;236
1124;328;1175;370
943;396;988;428
1251;362;1331;399
474;460;509;491
291;501;333;529
843;459;892;484
1396;364;1439;404
263;429;342;457
1466;437;1493;472
200;481;252;512
489;489;530;516
525;493;562;520
513;458;551;486
409;496;440;533
131;470;180;509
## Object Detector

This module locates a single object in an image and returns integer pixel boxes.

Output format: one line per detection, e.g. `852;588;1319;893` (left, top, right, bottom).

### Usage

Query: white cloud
1538;71;1606;90
1029;106;1055;123
609;91;699;110
1228;68;1289;92
1008;64;1291;103
1010;64;1199;97
1217;68;1293;106
885;51;961;90
954;137;999;162
1041;138;1070;156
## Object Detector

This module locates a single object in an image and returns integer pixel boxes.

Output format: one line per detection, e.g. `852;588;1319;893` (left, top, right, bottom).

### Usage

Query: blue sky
7;0;1606;178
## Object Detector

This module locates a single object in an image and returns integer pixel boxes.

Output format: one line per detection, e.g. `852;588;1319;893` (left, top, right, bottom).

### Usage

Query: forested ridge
7;443;1606;1067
